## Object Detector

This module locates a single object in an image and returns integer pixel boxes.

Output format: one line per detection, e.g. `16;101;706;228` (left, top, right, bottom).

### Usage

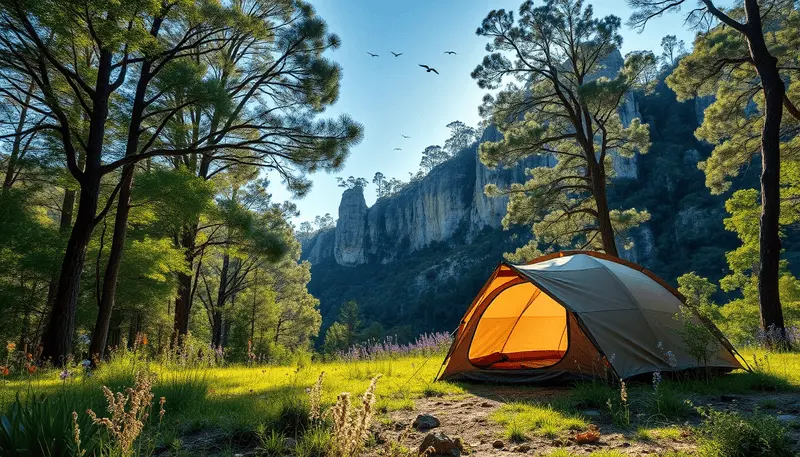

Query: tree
473;0;655;258
628;0;800;339
419;145;447;174
314;213;335;231
443;121;478;155
373;172;386;198
660;35;686;68
336;176;368;189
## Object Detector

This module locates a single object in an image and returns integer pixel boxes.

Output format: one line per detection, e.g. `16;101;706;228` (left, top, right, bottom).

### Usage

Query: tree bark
173;227;197;340
40;173;102;363
743;0;785;337
587;159;619;257
40;47;114;364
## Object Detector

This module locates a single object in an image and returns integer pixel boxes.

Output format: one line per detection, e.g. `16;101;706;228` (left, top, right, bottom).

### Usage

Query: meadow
2;345;800;456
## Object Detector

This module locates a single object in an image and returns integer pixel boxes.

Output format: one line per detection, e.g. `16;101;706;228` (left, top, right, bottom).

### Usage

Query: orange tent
439;251;743;383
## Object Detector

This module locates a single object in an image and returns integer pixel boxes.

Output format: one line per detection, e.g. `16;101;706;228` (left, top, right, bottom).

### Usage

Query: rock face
304;50;643;268
333;187;368;266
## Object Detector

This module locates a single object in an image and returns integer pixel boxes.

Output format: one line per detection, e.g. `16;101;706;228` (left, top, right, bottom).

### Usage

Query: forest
1;0;800;456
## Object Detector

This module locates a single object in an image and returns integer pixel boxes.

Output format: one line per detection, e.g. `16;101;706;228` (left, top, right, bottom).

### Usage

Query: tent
439;251;743;383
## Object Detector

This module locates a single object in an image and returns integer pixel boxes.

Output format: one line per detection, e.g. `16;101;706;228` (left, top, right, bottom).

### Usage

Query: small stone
552;439;565;447
720;394;740;402
492;440;505;449
582;410;601;417
481;402;494;407
419;432;463;457
618;442;631;448
413;414;441;431
513;444;531;453
283;437;297;449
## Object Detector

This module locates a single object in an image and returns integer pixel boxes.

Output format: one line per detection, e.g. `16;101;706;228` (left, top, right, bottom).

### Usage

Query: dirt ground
369;389;800;457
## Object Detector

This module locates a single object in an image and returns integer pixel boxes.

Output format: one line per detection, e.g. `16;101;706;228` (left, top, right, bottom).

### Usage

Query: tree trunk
588;160;619;257
89;165;133;359
40;174;102;363
173;227;197;340
743;1;785;337
210;253;230;348
90;47;156;359
40;47;113;365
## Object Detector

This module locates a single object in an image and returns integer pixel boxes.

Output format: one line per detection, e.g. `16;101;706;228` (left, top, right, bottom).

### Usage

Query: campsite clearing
3;349;800;456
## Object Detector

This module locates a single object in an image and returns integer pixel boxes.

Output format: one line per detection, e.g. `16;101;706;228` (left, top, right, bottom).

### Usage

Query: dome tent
439;251;743;383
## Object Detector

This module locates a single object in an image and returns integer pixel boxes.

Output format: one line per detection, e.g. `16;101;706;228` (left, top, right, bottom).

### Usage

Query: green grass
0;353;464;437
491;402;587;439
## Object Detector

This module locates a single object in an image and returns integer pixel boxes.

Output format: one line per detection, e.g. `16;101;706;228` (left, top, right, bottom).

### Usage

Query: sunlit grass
0;353;463;434
491;402;587;439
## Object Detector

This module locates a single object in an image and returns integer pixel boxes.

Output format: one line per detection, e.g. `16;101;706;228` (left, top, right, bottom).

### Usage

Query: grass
491;402;587;439
0;354;464;434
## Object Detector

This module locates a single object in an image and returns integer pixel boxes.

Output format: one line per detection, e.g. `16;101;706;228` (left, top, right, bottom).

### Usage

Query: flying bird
402;135;410;139
367;52;379;57
444;51;457;55
394;148;402;151
419;64;439;74
391;51;403;57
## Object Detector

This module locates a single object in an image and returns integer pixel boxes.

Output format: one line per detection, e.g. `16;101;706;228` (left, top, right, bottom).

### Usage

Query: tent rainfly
439;251;743;383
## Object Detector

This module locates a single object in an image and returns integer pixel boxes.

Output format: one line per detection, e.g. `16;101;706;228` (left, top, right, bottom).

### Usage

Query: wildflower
620;381;628;403
81;359;91;368
60;369;71;380
652;370;662;390
665;351;678;369
26;364;37;375
26;353;32;361
159;397;166;422
142;334;148;346
72;411;83;457
0;366;8;376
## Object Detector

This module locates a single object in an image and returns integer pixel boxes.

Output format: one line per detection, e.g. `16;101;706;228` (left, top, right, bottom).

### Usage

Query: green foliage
697;408;792;457
255;425;286;457
474;0;655;257
0;393;104;457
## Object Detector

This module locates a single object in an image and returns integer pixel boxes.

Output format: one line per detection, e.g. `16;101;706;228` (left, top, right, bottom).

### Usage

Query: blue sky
270;0;698;225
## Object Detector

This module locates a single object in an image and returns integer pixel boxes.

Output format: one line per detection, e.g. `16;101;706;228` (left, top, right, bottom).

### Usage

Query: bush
275;396;311;435
697;408;792;457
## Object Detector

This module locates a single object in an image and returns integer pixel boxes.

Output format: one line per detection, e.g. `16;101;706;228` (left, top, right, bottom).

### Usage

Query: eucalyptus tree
473;0;655;258
628;0;800;337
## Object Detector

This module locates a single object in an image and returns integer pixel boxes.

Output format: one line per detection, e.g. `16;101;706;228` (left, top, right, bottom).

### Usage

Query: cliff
301;53;756;338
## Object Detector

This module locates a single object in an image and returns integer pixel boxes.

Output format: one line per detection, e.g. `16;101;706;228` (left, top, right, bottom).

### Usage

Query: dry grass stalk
309;371;325;422
327;375;381;457
86;370;157;455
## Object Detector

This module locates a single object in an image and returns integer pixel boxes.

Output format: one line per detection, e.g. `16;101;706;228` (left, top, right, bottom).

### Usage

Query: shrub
697;408;792;457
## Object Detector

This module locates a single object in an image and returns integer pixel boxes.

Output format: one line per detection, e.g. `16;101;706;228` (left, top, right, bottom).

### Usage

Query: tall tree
628;0;800;338
659;35;686;68
139;1;362;341
372;172;386;198
418;145;447;173
473;0;655;257
443;121;478;155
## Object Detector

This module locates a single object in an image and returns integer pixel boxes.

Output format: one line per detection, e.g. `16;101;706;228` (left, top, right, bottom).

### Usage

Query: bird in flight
394;148;402;151
444;51;457;55
419;64;439;74
402;135;410;139
367;52;379;57
391;51;403;57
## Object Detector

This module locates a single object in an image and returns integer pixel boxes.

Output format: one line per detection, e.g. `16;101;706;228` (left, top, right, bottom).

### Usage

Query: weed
295;426;331;457
646;383;695;420
697;408;792;456
606;382;630;428
327;375;380;457
255;424;285;457
505;419;529;442
492;402;586;438
569;382;615;409
759;398;778;409
275;396;311;435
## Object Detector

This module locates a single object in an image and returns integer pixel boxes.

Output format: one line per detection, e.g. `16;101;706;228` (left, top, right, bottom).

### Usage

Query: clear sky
270;0;698;225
